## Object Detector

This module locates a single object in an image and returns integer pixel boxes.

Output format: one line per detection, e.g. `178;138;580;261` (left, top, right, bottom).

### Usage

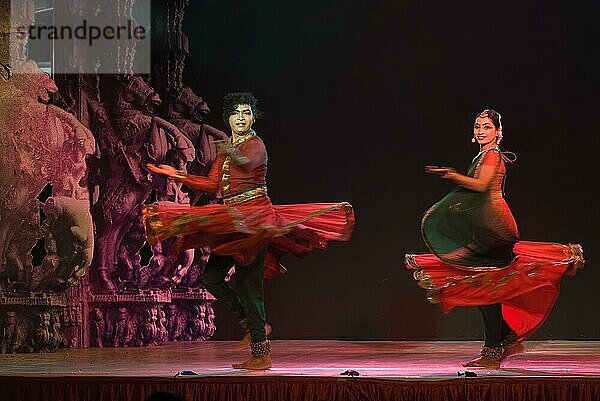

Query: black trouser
200;247;267;343
477;303;513;348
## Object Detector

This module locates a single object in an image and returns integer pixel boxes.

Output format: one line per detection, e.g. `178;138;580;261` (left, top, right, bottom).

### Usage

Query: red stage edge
0;340;599;401
2;375;600;401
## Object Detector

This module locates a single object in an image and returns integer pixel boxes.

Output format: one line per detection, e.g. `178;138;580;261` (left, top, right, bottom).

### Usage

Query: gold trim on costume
564;243;585;276
405;254;440;304
223;186;268;206
231;129;257;146
221;156;231;193
405;242;585;307
221;130;257;193
405;253;519;305
276;202;354;238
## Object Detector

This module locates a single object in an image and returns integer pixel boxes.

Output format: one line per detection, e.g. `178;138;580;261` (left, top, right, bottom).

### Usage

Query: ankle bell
251;340;271;357
502;332;519;348
480;345;503;360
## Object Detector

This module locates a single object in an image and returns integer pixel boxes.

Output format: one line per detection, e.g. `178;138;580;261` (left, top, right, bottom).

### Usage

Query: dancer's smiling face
473;116;499;146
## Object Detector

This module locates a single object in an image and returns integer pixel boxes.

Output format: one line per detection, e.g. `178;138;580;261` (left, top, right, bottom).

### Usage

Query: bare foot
232;355;272;370
462;356;500;370
502;342;525;360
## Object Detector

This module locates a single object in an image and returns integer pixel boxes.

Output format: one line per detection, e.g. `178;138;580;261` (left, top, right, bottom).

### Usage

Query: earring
471;137;476;143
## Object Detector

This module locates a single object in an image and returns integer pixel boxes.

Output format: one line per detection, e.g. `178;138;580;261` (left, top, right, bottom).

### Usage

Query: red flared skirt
142;196;355;278
405;241;584;341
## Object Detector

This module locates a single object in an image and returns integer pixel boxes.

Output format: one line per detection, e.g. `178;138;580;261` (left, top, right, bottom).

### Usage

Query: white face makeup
228;104;254;136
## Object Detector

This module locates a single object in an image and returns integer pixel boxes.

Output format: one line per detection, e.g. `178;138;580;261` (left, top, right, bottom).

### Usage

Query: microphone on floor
340;370;360;377
175;370;199;377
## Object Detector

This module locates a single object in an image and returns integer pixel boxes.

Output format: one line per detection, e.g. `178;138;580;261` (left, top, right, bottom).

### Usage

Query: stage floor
1;339;599;378
2;340;599;401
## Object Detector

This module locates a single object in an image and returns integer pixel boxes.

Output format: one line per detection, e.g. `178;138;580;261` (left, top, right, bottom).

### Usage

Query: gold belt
223;186;268;206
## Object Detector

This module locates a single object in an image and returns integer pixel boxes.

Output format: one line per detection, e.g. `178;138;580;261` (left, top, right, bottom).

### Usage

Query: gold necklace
231;130;256;146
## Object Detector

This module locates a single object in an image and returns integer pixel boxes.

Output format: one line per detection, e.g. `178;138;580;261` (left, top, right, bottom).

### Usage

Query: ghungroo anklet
251;340;271;357
502;332;519;348
480;345;503;360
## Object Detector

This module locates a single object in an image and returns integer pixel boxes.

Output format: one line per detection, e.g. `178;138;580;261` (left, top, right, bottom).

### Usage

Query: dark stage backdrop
183;0;599;340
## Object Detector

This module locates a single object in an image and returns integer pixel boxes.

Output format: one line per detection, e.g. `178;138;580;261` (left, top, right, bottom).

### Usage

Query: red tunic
143;132;354;278
179;135;268;197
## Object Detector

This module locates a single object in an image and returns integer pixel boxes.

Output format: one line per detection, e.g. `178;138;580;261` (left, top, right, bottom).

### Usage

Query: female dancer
143;93;354;370
405;109;583;369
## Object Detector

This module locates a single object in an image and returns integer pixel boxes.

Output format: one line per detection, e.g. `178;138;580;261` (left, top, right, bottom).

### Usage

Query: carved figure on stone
21;311;51;353
35;312;51;349
157;308;168;344
166;304;178;341
30;233;59;291
91;307;107;347
115;213;146;290
89;75;194;290
197;305;207;340
155;308;169;345
0;60;94;293
4;243;28;292
112;307;131;347
165;86;227;206
136;307;159;346
202;304;216;340
146;238;193;290
166;304;185;341
0;311;18;353
170;251;195;288
160;148;191;205
60;307;81;349
0;62;94;199
181;305;205;341
147;87;226;290
48;311;63;351
138;241;165;289
2;200;43;291
144;148;195;290
32;197;94;292
178;246;210;289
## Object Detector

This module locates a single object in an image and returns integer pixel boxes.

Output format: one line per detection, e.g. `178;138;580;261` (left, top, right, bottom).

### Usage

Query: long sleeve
179;155;224;193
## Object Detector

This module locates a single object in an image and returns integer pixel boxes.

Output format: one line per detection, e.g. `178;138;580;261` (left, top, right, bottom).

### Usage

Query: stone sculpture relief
89;75;194;291
0;0;219;352
87;303;214;348
0;60;95;293
0;58;96;353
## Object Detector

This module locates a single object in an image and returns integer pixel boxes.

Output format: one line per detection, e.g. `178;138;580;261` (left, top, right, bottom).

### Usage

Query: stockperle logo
11;0;151;74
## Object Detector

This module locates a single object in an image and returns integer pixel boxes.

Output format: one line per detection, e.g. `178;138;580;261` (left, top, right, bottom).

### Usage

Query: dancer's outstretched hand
425;165;445;175
425;165;456;177
146;163;182;178
213;140;231;155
